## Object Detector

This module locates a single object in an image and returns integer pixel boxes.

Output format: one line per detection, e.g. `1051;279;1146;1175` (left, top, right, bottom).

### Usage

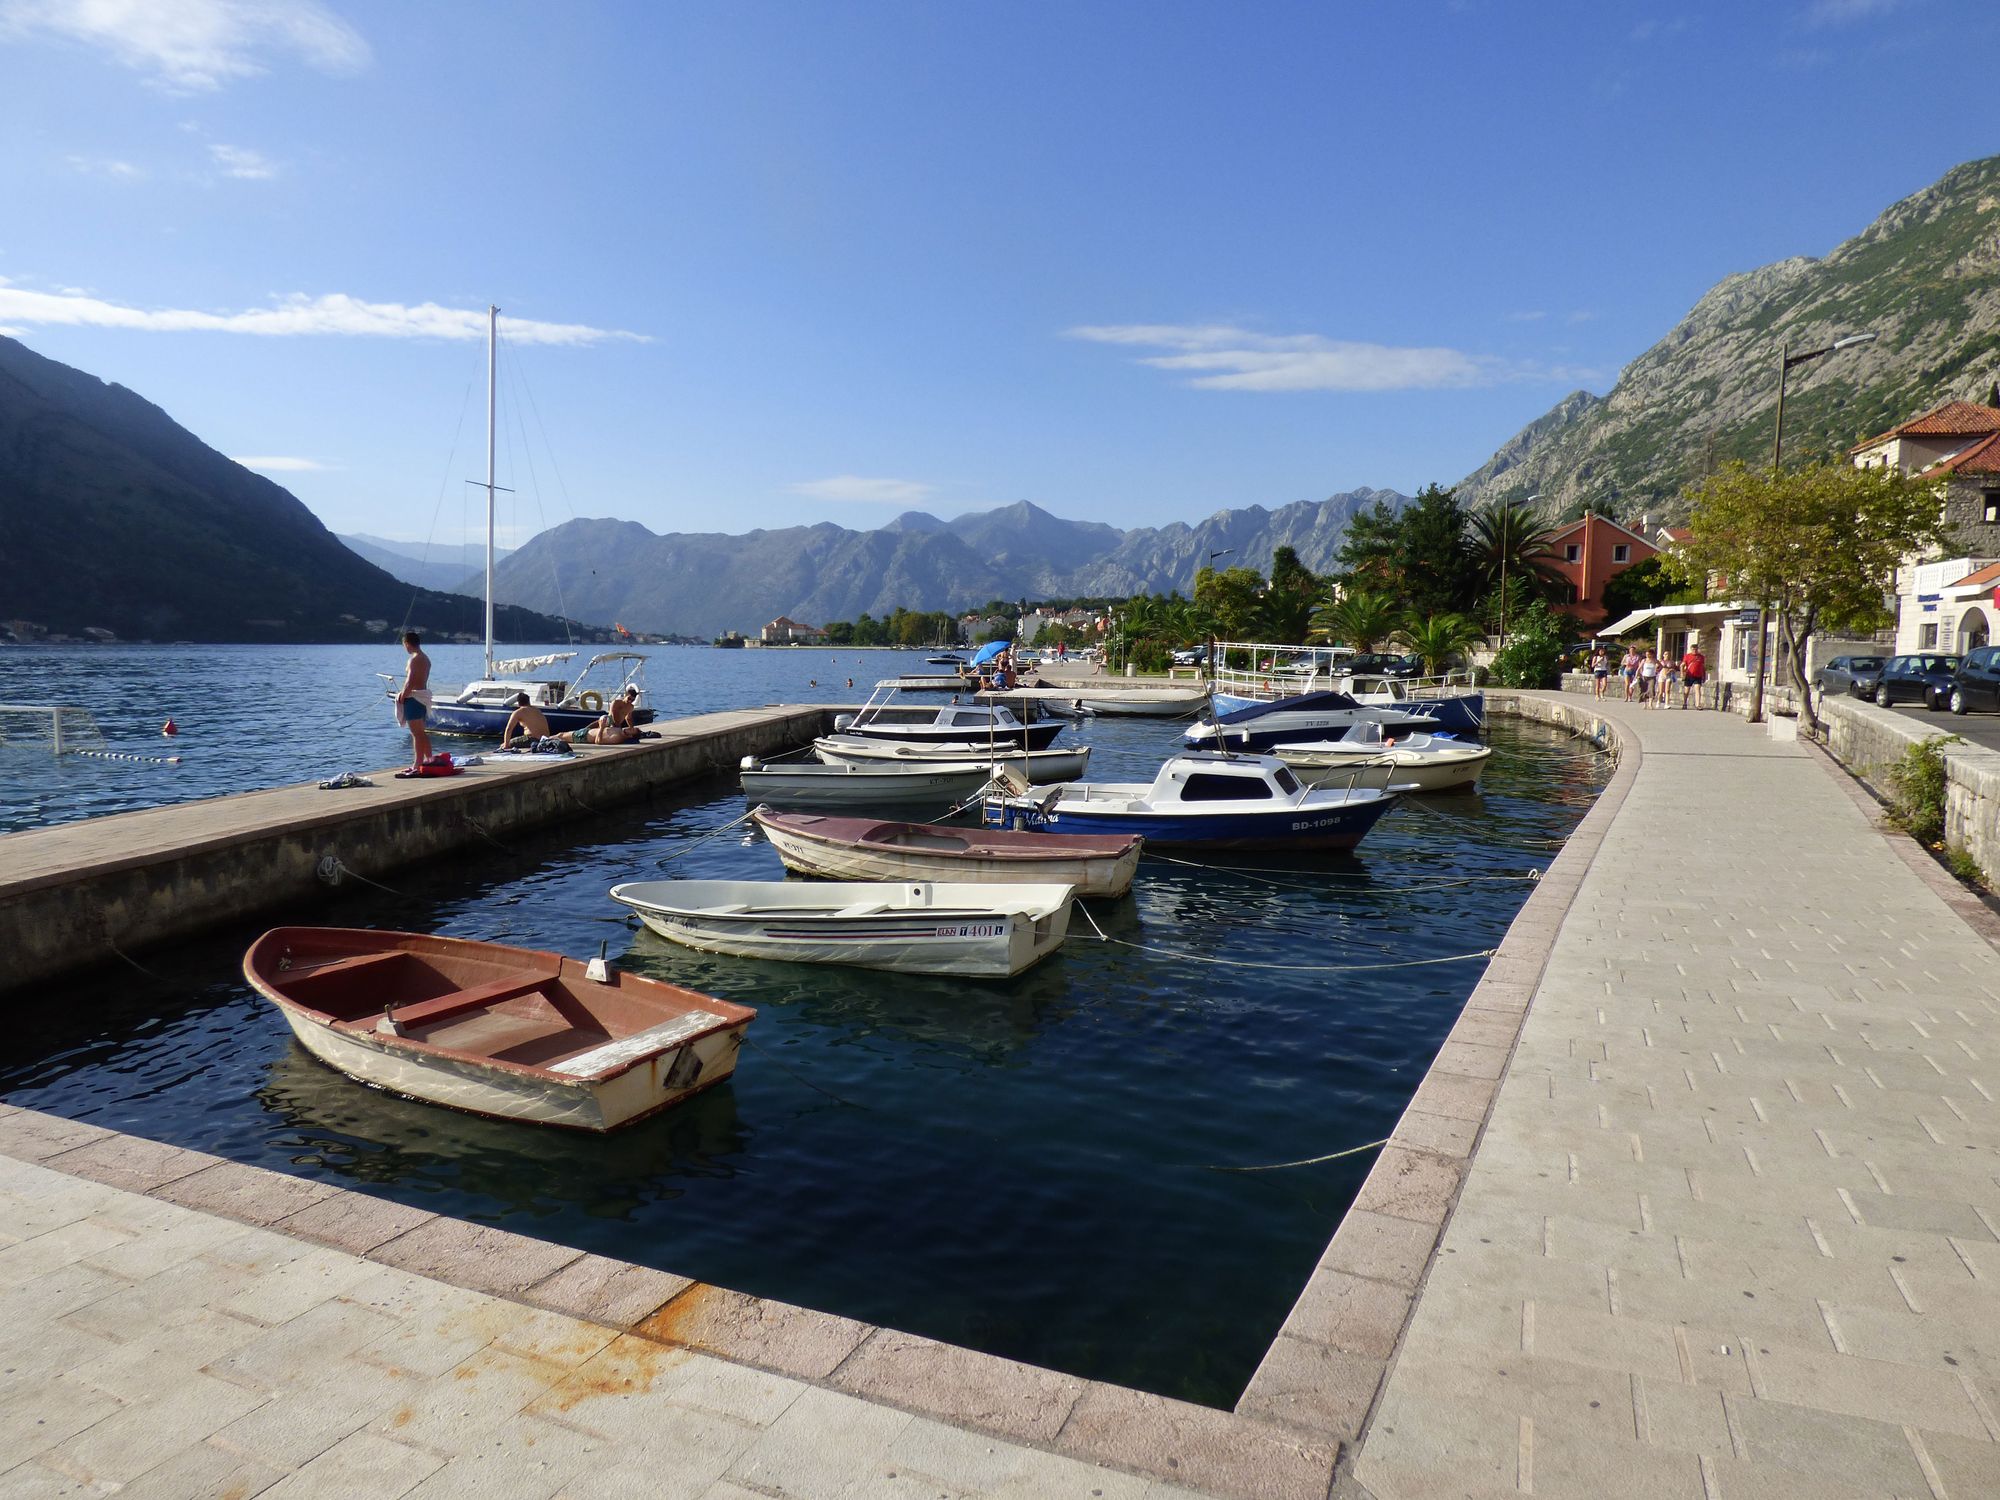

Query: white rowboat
753;809;1142;896
812;735;1090;784
611;879;1076;978
1273;732;1493;793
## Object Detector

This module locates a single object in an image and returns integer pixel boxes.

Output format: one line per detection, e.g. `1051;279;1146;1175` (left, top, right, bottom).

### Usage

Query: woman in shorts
1590;647;1609;699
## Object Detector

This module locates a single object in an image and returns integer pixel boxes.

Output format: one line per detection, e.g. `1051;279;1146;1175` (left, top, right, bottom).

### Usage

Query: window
1564;543;1581;562
1985;493;2000;523
1180;773;1270;802
1612;544;1630;563
1920;623;1939;649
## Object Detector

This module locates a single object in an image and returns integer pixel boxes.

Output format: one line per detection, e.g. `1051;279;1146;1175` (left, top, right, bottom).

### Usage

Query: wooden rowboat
243;928;754;1131
753;808;1142;896
611;879;1075;977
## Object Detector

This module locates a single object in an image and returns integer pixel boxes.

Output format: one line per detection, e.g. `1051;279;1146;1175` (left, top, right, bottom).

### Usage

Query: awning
1599;601;1748;637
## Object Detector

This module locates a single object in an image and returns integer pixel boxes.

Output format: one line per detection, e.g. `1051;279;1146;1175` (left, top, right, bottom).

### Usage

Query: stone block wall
1819;695;2000;884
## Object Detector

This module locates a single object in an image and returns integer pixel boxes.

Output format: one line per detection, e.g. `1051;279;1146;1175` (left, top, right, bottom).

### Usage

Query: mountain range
0;335;578;643
1455;154;2000;519
477;490;1410;637
337;534;516;595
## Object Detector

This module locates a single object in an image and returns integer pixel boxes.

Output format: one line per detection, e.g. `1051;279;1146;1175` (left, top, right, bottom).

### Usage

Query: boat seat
548;1012;719;1078
832;902;891;917
371;971;557;1030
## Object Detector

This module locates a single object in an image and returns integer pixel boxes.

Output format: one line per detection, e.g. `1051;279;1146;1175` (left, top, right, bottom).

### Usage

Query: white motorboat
833;683;1066;750
1068;687;1210;718
986;751;1399;851
242;927;754;1132
1272;729;1493;793
739;757;997;814
610;879;1076;978
812;735;1090;784
1183;690;1442;750
753;809;1142;897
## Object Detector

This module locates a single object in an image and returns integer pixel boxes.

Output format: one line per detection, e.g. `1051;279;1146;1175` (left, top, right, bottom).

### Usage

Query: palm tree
1394;612;1485;676
1310;589;1396;651
1464;503;1564;598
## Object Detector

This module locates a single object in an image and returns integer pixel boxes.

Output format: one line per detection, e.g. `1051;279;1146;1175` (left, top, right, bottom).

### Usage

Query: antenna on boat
469;305;515;682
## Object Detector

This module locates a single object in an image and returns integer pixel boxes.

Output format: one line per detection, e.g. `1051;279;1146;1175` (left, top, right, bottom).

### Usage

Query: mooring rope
1071;903;1495;972
654;807;761;867
1202;1137;1391;1173
1139;850;1541;894
315;854;413;899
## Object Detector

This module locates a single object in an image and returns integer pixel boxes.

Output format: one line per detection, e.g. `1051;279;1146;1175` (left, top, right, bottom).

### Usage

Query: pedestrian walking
1680;642;1707;709
1622;646;1641;701
1657;657;1678;708
1590;646;1609;700
1638;648;1660;706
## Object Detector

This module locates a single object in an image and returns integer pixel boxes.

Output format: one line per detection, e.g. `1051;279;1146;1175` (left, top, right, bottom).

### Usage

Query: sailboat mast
484;304;497;679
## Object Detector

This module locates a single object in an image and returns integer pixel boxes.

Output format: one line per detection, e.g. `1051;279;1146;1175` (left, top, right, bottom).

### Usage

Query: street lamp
1498;495;1540;652
1748;331;1878;722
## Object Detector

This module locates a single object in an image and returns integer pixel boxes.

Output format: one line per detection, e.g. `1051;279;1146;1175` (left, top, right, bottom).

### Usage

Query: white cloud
0;280;648;344
64;154;141;179
1803;0;1899;26
0;0;369;92
1066;322;1501;393
1503;309;1548;323
789;475;935;505
231;454;327;471
208;143;275;179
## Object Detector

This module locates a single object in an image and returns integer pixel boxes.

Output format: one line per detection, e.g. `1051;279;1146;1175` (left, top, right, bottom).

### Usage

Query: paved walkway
1355;697;2000;1499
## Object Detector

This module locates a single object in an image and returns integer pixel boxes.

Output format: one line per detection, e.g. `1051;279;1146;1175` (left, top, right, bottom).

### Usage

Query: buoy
161;718;178;737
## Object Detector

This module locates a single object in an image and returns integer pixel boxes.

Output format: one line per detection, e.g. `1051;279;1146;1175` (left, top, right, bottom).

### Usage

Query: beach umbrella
969;640;1010;666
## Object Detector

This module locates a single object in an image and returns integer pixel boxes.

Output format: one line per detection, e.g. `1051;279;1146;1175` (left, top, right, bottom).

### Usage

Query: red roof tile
1854;400;2000;451
1924;430;2000;477
1948;560;2000;589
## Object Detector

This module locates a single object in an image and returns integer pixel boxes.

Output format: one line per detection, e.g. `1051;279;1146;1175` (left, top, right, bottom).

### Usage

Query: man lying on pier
564;685;642;746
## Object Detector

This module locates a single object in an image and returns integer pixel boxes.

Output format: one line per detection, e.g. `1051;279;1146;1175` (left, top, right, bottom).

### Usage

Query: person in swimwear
396;631;433;767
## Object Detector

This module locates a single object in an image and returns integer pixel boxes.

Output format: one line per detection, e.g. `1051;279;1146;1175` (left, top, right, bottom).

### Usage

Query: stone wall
1818;694;2000;883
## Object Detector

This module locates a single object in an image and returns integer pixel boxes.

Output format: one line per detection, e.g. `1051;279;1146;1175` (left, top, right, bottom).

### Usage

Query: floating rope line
1139;851;1541;894
1203;1137;1391;1173
458;812;512;852
315;854;413;899
70;750;184;765
655;808;761;867
1071;904;1495;972
741;1035;874;1111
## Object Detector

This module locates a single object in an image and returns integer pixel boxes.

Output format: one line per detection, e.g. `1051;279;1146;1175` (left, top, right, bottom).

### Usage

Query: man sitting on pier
499;693;552;749
563;687;642;746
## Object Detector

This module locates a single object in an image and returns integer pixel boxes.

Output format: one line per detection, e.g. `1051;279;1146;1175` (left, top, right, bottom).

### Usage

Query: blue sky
2;0;1996;550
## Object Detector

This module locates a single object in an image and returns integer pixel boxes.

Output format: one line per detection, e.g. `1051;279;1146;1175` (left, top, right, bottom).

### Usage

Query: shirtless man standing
500;692;551;748
396;632;433;767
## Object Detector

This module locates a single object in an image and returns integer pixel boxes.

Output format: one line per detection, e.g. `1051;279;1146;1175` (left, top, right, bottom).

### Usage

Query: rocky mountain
0;335;578;643
338;533;515;594
1458;154;2000;521
484;488;1410;637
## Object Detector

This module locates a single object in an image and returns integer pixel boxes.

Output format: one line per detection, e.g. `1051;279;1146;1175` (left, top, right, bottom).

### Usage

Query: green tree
1488;600;1568;688
1334;484;1478;616
1464;503;1563;606
1194;565;1268;639
1393;611;1485;676
1673;460;1944;731
1598;555;1694;624
1333;498;1407;591
823;620;856;646
1310;588;1397;650
1264;545;1320;642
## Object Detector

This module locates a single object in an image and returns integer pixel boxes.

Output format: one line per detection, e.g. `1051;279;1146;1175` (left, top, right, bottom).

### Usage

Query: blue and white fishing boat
1209;640;1485;735
1184;691;1441;751
984;751;1398;851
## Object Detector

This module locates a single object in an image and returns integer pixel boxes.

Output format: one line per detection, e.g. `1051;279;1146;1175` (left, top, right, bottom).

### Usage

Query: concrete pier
0;705;831;997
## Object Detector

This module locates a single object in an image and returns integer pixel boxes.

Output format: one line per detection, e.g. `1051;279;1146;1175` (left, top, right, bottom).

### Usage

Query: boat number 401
937;924;1005;938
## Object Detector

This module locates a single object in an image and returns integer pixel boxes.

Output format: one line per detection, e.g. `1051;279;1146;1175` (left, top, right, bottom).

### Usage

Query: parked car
1815;655;1888;698
1873;654;1959;710
1949;646;2000;714
1344;652;1422;678
1171;645;1210;667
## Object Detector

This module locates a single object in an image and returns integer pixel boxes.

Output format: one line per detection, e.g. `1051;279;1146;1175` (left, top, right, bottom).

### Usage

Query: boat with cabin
242;927;754;1132
611;879;1077;977
1209;639;1484;734
1183;690;1442;751
1271;727;1493;793
985;750;1399;850
753;808;1142;896
834;682;1066;750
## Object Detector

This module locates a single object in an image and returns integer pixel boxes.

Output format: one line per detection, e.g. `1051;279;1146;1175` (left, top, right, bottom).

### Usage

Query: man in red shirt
1680;643;1707;709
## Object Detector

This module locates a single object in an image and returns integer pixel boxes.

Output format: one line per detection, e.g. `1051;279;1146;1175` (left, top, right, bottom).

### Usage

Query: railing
1209;642;1478;703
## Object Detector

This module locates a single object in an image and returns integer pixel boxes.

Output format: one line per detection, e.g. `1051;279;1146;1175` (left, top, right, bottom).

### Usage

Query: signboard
1736;607;1759;626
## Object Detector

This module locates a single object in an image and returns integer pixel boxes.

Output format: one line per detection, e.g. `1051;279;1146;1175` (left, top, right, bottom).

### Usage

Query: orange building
1540;514;1658;626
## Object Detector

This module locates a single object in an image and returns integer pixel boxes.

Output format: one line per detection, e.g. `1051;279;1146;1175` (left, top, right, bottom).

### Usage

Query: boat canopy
491;652;577;675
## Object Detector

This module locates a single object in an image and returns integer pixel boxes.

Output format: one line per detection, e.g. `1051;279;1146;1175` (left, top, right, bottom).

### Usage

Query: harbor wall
0;705;834;996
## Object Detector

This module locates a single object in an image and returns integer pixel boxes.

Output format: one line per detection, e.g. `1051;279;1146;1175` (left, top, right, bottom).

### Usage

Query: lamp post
1498;494;1541;653
1747;331;1878;722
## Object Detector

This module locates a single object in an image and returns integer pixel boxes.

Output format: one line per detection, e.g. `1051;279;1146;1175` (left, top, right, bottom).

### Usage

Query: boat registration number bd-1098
1293;815;1348;831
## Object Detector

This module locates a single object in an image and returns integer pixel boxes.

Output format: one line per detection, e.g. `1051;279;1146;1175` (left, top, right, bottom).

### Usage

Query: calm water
0;644;1609;1405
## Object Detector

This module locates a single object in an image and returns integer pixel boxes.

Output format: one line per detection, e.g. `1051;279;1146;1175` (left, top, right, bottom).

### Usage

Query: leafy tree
1464;503;1563;605
1393;611;1485;676
1264;545;1320;642
1398;485;1482;617
1333;498;1406;590
1488;600;1568;688
1310;588;1397;650
1194;565;1268;639
1598;555;1693;624
823;620;855;646
1672;459;1944;731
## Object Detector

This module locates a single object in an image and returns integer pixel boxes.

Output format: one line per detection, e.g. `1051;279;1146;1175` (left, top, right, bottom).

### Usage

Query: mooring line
1071;904;1495;972
1139;850;1541;894
1202;1137;1391;1173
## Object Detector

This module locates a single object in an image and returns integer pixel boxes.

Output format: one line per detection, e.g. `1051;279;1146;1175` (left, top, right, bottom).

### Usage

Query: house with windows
1540;513;1658;625
1851;398;2000;653
759;615;826;645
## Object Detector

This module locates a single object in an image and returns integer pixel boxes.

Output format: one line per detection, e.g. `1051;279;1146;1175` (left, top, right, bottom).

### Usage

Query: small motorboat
242;928;754;1132
753;808;1142;896
1272;729;1493;793
740;756;997;814
812;735;1090;784
985;751;1398;851
611;879;1076;978
1068;687;1210;718
833;683;1067;750
1185;690;1441;750
926;652;967;666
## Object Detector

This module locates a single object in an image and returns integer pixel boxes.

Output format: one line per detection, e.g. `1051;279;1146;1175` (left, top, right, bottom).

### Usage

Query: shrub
1884;735;1959;846
1489;601;1567;688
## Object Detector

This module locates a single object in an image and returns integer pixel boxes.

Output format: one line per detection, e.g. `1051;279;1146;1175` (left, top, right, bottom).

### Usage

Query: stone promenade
1354;695;2000;1499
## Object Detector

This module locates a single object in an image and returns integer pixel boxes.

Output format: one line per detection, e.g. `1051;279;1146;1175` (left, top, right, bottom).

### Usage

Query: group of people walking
1589;642;1707;709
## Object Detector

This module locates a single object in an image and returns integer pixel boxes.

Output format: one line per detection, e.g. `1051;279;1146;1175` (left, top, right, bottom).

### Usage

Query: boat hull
273;1002;743;1130
741;764;994;814
1070;690;1208;717
984;794;1396;851
426;702;656;738
754;811;1140;897
812;738;1089;784
839;719;1068;751
1276;745;1492;793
